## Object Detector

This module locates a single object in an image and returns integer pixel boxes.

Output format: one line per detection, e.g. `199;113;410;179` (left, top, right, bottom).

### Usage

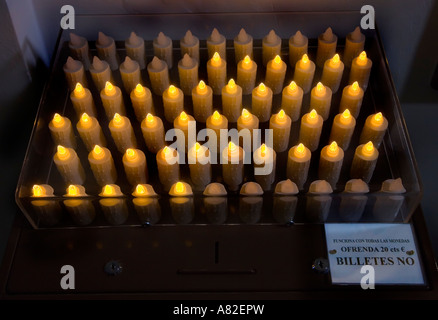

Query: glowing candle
222;78;243;122
108;113;137;153
207;52;227;95
100;81;126;120
350;141;379;183
119;56;141;93
281;81;303;122
343;27;365;68
339;179;369;222
63;185;95;226
147;56;170;95
96;32;119;70
269;109;292;152
310;82;332;121
153;32;173;68
188;142;212;190
130;84;153;122
132;184;161;226
69;33;91;70
206;111;228;151
234;28;253;64
288;31;308;68
373;178;406;222
99;184;128;226
329;109;356;150
321;54;344;93
88;145;117;186
169;182;194;224
359;112;388;147
251;82;273;122
237;108;259;141
76;112;106;151
236;55;257;95
141;113;165;153
339;81;364;118
49;113;76;149
162;85;184;122
173;111;195;147
125;31;146;69
156;146;180;190
207;28;226;61
178;54;199;95
53;145;85;184
349;51;372;91
31;184;61;226
316;27;338;68
287;143;311;190
63;57;87;90
89;56;113;92
122;148;148;186
180;30;199;62
265;55;287;95
70;82;97;118
262;30;281;67
298;109;323;152
318;141;345;189
293;54;315;94
253;143;276;191
221;141;245;191
192;80;213;122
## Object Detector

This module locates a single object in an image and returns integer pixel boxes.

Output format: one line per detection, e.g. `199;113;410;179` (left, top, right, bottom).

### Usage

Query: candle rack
15;12;422;229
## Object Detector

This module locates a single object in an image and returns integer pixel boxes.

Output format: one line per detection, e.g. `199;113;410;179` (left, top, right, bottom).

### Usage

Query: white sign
325;223;424;285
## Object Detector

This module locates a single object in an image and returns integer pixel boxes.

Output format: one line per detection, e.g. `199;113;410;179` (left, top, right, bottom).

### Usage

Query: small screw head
312;257;329;274
104;260;123;276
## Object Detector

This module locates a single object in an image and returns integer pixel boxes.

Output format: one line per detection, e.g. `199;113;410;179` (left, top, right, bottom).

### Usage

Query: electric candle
265;55;287;95
373;178;406;222
119;56;141;93
262;30;281;67
76;113;106;151
153;32;173;68
239;182;264;224
31;184;61;226
329;109;356;150
298;109;323;152
207;52;227;95
306;180;333;222
287;143;311;190
178;54;199;95
316;27;338;68
180;30;199;62
63;57;87;90
293;54;316;94
122;148;148;186
281;81;303;122
349;51;372;91
206;111;228;151
89;56;113;92
339;179;369;222
288;31;308;68
339;81;364;118
343;27;365;68
169;182;194;224
141;113;165;153
207;28;226;61
125;31;146;69
222;141;245;191
147;56;170;96
318;141;344;189
321;54;344;93
359;112;388;147
234;28;253;64
132;184;161;225
273;179;299;224
96;32;119;70
237;108;259;142
350;141;379;183
173;111;195;147
237;55;257;95
253;143;276;191
69;33;91;70
203;183;228;225
222;78;243;122
269;109;292;152
156;146;180;190
70;83;97;118
53;145;85;184
100;81;126;120
188;142;212;190
310;82;333;121
192;80;213;122
108;113;137;153
251;83;273;122
49;113;76;149
130;84;153;122
163;85;184;122
63;185;96;226
99;184;128;226
88;145;117;186
32;184;54;198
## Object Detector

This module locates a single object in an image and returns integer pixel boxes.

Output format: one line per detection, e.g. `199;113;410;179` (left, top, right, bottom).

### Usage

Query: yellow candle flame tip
104;81;116;96
327;141;339;157
32;185;44;197
67;185;80;196
103;184;115;196
175;182;185;194
135;184;146;195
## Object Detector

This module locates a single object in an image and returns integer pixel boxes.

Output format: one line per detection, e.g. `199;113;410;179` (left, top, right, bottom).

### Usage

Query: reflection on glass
63;184;96;226
305;180;333;222
30;184;62;226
